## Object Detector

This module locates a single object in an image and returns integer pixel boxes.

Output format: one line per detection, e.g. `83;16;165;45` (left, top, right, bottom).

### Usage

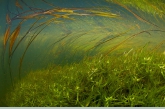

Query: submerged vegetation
2;0;120;86
1;0;165;107
4;48;165;106
109;0;165;18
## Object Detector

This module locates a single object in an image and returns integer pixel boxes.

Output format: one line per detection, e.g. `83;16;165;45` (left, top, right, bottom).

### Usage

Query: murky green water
0;0;165;106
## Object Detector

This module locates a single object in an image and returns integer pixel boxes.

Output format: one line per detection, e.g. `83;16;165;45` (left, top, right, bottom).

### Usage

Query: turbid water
0;0;165;106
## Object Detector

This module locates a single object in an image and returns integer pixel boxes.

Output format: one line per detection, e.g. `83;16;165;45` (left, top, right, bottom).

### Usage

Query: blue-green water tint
0;0;165;106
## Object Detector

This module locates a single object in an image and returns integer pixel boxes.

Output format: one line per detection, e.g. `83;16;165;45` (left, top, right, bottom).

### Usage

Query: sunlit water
0;0;165;104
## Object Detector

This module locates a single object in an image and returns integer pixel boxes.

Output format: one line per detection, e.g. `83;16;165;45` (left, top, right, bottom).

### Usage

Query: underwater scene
0;0;165;107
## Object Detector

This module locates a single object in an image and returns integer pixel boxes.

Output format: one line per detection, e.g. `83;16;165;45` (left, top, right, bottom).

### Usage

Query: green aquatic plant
4;47;165;106
107;0;165;18
106;0;165;30
1;1;165;106
86;25;136;53
2;0;121;85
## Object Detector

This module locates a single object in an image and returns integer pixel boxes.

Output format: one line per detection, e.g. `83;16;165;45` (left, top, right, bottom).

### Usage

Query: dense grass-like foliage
4;48;165;106
108;0;165;18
